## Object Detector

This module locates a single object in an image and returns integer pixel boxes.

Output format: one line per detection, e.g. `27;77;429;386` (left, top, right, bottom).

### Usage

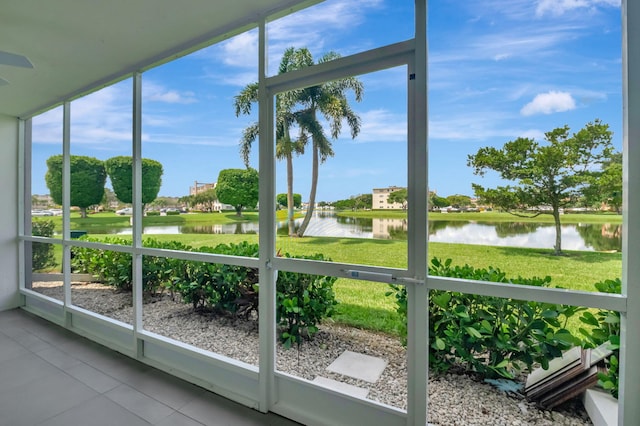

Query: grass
338;209;623;224
40;230;621;336
34;210;621;337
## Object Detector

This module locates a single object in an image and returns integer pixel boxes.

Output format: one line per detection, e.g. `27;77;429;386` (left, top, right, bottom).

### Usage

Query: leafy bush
31;220;57;271
166;210;180;216
174;242;259;313
70;238;337;345
276;253;338;348
579;278;621;398
71;237;191;294
146;211;160;216
387;258;582;379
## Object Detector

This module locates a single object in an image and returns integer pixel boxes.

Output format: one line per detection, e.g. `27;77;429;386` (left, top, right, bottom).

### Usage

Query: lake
91;212;621;252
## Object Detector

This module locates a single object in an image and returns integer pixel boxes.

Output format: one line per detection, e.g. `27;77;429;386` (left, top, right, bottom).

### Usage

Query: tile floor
0;308;300;426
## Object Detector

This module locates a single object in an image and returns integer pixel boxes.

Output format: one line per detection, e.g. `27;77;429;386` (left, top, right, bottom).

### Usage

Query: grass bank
338;210;623;224
45;233;621;336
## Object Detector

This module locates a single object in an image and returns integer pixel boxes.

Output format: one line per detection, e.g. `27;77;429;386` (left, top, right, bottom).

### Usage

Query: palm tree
293;52;363;236
234;47;363;237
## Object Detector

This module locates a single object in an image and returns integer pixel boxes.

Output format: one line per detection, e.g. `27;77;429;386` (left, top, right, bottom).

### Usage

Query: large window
18;1;637;425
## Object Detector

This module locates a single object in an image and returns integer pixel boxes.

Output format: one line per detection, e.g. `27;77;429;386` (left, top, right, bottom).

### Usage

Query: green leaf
466;326;482;339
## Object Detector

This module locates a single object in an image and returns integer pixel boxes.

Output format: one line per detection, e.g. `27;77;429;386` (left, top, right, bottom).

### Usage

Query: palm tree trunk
297;143;319;237
286;153;296;236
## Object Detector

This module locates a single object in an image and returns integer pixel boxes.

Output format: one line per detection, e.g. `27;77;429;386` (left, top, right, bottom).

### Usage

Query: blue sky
31;0;622;203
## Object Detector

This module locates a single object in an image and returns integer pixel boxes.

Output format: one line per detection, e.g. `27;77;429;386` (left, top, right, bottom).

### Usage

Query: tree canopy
45;155;106;218
216;168;259;216
234;46;363;236
193;188;218;212
468;119;614;255
387;189;408;209
104;156;163;206
277;193;301;209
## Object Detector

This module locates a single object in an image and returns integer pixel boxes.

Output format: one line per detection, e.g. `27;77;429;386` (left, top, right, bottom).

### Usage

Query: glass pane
68;247;133;324
140;29;259;245
27;242;63;301
30;107;63;239
274;66;408;268
267;0;414;76
427;1;622;292
425;289;612;424
70;80;132;243
142;255;259;366
276;276;406;410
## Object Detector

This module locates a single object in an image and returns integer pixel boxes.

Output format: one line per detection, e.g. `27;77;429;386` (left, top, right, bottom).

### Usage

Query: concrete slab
326;350;387;383
312;376;370;398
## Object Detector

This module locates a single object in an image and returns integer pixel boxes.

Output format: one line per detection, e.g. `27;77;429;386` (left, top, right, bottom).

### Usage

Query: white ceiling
0;0;319;118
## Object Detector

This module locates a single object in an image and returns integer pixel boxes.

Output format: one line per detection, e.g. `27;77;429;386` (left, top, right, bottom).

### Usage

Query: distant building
188;181;232;212
189;181;216;196
373;186;406;209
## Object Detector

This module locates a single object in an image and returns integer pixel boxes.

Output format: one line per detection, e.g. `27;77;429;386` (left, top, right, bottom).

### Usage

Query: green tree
216;168;259;216
446;194;472;209
193;188;218;212
584;151;622;213
468;120;614;255
104;156;163;209
277;193;301;209
235;47;363;237
429;193;449;210
235;48;309;236
353;193;372;210
45;155;106;218
387;188;408;209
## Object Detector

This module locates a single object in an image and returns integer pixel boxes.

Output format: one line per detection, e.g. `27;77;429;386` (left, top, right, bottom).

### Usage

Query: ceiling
0;0;319;118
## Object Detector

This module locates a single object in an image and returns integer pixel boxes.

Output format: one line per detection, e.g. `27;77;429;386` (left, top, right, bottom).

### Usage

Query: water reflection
78;214;622;252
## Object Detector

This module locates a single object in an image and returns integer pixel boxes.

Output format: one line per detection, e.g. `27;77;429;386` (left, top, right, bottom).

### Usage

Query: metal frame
16;1;638;425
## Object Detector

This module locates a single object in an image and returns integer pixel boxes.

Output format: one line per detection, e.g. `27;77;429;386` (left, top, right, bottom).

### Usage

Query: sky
30;0;623;203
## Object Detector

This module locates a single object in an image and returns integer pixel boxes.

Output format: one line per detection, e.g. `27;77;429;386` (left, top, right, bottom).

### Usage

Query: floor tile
106;384;175;424
0;333;29;363
0;370;98;426
0;352;61;391
127;369;204;410
37;395;152;426
35;346;83;370
65;362;121;393
155;411;205;426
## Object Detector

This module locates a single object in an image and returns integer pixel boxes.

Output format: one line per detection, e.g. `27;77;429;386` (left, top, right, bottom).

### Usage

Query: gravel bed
31;281;592;425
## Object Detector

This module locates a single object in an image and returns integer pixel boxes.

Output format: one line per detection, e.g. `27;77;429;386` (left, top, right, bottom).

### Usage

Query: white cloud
143;81;197;104
355;109;406;143
520;91;576;116
536;0;620;17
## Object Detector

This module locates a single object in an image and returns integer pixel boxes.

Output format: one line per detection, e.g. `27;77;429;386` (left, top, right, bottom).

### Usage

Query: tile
180;393;284;426
155;411;205;426
0;353;60;392
326;350;387;383
0;333;30;363
11;332;52;352
37;395;152;426
106;384;174;424
65;362;121;393
0;370;98;426
312;376;370;398
35;346;83;371
126;369;204;410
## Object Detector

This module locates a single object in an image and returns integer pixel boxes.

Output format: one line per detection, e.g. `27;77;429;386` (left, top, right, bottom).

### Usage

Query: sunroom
1;1;638;425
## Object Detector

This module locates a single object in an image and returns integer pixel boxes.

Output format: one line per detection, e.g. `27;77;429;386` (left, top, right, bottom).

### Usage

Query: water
81;213;622;252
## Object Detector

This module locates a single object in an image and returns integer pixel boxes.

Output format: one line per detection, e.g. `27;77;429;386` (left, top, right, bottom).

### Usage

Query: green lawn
338;209;623;224
34;210;621;337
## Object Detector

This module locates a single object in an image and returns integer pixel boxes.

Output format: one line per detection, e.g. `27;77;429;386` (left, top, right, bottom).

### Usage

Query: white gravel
31;281;592;425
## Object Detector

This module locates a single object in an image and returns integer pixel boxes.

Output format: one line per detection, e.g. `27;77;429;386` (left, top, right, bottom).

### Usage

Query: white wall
0;114;19;311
